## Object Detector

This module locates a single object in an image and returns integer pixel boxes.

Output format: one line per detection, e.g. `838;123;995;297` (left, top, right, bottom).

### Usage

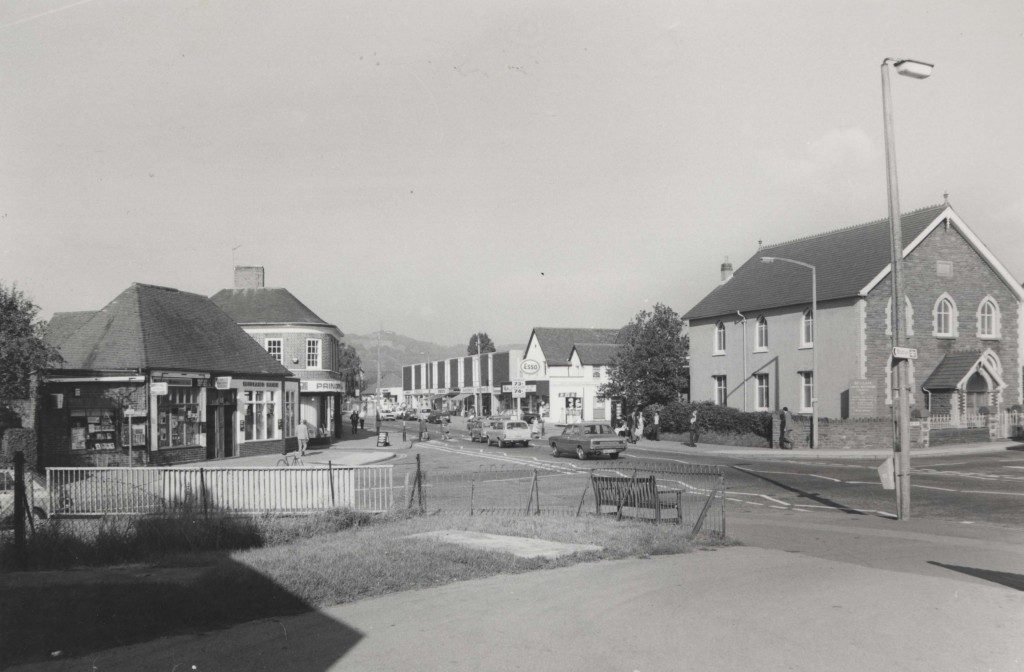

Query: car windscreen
507;422;528;429
584;424;611;434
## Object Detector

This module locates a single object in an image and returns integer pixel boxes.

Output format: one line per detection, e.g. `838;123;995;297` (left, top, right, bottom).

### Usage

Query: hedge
640;401;773;440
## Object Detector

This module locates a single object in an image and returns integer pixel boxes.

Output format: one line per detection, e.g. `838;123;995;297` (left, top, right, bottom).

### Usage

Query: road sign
892;346;918;360
877;457;895;490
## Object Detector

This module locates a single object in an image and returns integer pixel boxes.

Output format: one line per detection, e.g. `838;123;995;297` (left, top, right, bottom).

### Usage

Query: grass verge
1;511;733;667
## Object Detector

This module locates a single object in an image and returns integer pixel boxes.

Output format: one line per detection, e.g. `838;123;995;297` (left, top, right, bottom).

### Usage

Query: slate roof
683;204;948;321
210;288;340;332
571;343;622;366
55;284;293;376
921;351;982;390
44;311;97;348
531;328;623;364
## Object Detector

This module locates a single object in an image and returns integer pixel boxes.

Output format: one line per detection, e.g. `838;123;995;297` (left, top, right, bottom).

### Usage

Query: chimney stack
234;266;265;289
720;257;734;284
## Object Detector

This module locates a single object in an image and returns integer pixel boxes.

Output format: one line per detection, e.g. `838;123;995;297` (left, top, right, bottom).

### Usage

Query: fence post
13;451;26;552
417;453;424;512
533;469;540;515
328;460;336;508
403;472;410;509
200;467;208;518
469;472;475;516
576;477;590;517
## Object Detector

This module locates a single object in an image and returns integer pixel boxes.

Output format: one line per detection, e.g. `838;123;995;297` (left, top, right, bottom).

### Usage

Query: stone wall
929;428;991;446
772;414;927;451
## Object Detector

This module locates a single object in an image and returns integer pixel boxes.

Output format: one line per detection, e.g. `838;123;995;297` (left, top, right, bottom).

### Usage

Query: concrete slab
404;530;601;559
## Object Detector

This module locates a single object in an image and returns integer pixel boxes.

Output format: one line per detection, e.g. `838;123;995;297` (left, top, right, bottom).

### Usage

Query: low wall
772;415;927;451
661;431;768;448
929;428;991;446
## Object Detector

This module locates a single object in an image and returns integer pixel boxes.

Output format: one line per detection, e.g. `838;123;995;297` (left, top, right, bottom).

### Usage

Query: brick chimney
720;257;734;284
234;266;265;289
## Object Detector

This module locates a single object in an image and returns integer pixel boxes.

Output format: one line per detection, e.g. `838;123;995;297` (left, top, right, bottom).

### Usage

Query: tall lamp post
761;256;817;449
882;57;933;521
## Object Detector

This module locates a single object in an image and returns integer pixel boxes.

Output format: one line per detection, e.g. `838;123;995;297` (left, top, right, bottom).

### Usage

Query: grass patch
1;511;731;667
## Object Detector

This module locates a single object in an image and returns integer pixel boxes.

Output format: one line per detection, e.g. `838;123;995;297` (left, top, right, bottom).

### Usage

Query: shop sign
300;380;344;393
242;380;279;389
214;377;232;390
436;388;449;395
520;359;541;376
502;383;537;394
151;382;169;396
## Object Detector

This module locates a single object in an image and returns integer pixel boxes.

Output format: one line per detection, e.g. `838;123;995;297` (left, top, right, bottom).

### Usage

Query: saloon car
468;418;489;442
549;423;627;460
485;420;532;448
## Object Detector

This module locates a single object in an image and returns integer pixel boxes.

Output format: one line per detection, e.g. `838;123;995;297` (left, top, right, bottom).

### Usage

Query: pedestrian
779;406;793;449
635;411;645;443
418;417;426;441
359;407;366;430
296;421;309;456
652;410;660;441
531;416;540;439
442;415;451;440
375;410;381;434
615;419;628;437
689;408;700;447
350;409;359;435
626;413;635;444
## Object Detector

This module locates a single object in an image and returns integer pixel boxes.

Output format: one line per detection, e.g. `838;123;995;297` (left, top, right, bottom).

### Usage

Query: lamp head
894;59;934;79
760;257;775;264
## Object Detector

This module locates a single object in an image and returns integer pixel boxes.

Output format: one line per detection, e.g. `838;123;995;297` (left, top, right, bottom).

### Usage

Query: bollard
402;421;407;442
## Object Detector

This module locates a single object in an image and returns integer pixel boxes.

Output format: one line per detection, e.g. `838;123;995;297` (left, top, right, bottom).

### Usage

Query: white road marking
913;483;1024;497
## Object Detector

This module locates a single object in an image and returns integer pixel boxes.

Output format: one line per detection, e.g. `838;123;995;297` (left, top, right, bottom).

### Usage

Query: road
378;419;1024;529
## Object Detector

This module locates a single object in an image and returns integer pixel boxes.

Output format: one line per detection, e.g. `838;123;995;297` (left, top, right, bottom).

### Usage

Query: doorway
205;389;237;459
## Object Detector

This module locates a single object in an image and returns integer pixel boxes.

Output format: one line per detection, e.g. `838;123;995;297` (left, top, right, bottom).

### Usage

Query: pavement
12;510;1024;671
183;433;396;468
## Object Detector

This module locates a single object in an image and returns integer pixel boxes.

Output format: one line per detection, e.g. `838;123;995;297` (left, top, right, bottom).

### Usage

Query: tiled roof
56;284;293;376
572;343;621;366
921;351;982;390
531;328;623;364
683;204;948;321
210;288;339;331
43;311;97;348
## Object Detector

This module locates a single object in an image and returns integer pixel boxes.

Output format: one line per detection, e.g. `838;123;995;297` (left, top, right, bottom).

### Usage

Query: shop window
307;339;321;368
284;390;296;438
244;390;277;442
158;387;201;448
69;408;118;451
265;339;282;363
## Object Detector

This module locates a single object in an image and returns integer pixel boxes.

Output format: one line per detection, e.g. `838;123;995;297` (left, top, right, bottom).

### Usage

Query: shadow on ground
928;561;1024;592
731;465;882;518
0;556;362;670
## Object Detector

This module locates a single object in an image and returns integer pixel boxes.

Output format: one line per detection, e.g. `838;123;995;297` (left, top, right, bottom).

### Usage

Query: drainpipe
737;311;747;411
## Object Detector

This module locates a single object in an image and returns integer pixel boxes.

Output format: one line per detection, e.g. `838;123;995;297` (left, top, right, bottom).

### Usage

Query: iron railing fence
417;462;725;536
45;464;394;517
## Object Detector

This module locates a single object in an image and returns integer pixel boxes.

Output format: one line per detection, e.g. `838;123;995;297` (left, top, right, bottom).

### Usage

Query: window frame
755;373;770;411
306;339;322;369
976;296;1000;339
933;293;958;338
799;308;814;348
799;371;814;413
265;338;283;363
713;375;727;406
754;316;768;352
243;390;277;442
713;322;726;355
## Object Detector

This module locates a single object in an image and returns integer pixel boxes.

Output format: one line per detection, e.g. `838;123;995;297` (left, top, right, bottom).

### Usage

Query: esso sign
520;359;541;376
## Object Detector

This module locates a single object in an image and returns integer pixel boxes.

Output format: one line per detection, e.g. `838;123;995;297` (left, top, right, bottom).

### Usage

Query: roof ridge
760;203;946;251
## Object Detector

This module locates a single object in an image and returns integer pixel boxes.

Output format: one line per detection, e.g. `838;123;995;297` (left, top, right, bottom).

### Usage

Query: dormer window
800;309;814;348
713;322;726;355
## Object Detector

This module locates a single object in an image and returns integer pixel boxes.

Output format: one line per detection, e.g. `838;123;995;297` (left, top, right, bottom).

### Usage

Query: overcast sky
2;0;1022;346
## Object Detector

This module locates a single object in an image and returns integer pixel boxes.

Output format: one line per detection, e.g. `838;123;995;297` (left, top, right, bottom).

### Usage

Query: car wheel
498;439;505;448
609;453;620;460
577;446;587;460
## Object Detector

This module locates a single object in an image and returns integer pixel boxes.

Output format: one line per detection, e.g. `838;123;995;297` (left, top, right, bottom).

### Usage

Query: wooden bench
590;474;683;523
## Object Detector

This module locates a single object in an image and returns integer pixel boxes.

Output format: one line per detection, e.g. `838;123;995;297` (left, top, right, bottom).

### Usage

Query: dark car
549;423;627;460
520;412;540;425
426;411;450;424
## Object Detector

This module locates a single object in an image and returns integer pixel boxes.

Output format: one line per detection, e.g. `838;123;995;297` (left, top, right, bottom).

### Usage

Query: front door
205;404;219;460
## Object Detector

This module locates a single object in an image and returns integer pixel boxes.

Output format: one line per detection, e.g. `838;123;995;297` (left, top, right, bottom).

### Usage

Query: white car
485;420;532;448
379;410;397;421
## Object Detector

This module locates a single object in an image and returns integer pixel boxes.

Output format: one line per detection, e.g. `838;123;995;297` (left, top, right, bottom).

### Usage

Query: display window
244;390;277;441
69;408;118;450
284;390;296;438
158;387;201;448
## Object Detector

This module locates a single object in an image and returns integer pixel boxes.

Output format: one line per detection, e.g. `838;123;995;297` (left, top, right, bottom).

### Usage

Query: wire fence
415;461;726;537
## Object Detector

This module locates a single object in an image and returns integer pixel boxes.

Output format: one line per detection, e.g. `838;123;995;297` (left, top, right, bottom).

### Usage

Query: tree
600;303;689;410
337;344;363;397
0;284;60;411
467;332;496;355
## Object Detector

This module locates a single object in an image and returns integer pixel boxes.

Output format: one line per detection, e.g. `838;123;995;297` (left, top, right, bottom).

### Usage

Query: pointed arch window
932;294;958;338
885;297;915;337
755;316;768;351
800;309;814;347
714;322;726;355
977;297;1001;339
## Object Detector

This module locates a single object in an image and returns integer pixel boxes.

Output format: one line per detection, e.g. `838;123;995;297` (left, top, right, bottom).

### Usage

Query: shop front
300;379;344;441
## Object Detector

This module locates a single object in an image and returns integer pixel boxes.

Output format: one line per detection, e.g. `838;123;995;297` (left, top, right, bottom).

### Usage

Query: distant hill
344;331;524;391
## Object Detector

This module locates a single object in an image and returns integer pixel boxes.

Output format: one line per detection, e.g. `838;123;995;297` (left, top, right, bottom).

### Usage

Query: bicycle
276;454;304;467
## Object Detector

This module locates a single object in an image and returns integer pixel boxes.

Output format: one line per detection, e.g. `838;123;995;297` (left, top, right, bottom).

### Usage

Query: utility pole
476;332;483;418
376;323;382;405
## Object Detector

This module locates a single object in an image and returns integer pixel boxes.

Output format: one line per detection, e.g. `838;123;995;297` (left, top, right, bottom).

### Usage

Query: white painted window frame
976;296;1001;340
306;339;322;369
799;371;814;413
755;373;770;411
714;375;727;406
713;322;726;355
799;308;814;349
755;316;768;352
265;338;283;363
932;293;958;338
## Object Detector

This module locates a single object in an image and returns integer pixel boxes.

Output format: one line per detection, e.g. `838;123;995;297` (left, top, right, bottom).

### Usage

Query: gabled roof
921;351;983;390
529;328;623;364
210;288;341;334
55;284;293;376
43;311;97;348
683;204;949;321
570;342;621;366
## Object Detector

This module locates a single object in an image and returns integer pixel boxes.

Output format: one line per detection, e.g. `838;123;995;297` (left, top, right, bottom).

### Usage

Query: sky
1;0;1022;346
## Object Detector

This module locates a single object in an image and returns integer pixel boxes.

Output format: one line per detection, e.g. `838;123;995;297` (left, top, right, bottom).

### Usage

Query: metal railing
45;464;394;517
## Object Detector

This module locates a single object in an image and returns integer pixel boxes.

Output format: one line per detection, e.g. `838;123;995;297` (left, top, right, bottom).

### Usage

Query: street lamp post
882;57;933;521
761;256;817;449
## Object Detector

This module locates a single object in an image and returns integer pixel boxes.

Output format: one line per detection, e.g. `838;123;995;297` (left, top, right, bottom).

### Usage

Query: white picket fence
927;410;1023;439
45;464;394;517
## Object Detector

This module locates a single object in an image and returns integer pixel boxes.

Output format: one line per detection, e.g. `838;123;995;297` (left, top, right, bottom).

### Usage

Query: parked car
468;418;488;442
400;410;419;421
549;423;627;460
485;420;532;448
379;410;398;421
426;411;450;424
520;411;541;425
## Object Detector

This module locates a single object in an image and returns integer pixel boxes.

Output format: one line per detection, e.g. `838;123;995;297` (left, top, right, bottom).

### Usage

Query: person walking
531;416;540;439
374;410;381;434
626;412;636;444
635;411;646;443
358;407;366;430
296;421;310;456
350;409;359;435
779;407;793;449
689;408;700;447
652;410;660;441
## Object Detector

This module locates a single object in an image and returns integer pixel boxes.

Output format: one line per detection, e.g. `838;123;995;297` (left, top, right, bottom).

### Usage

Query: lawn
1;510;731;667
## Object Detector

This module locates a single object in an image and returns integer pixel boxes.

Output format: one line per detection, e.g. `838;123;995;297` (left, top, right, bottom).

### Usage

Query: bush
646;401;772;439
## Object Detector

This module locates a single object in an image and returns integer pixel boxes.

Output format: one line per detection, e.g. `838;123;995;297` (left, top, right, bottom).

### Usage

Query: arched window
885;297;915;336
714;322;726;354
800;308;814;347
933;294;958;338
977;297;1000;339
755;316;768;351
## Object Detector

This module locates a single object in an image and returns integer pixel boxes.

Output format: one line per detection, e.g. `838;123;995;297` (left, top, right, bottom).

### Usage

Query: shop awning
449;393;471;402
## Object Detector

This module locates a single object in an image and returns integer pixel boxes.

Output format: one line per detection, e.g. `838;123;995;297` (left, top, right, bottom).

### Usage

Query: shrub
641;401;772;439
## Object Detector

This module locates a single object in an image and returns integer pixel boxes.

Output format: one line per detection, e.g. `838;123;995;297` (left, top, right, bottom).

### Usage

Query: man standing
296;421;310;456
689;408;700;447
652;410;660;441
374;410;381;434
779;407;792;449
350;409;359;435
358;406;366;430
